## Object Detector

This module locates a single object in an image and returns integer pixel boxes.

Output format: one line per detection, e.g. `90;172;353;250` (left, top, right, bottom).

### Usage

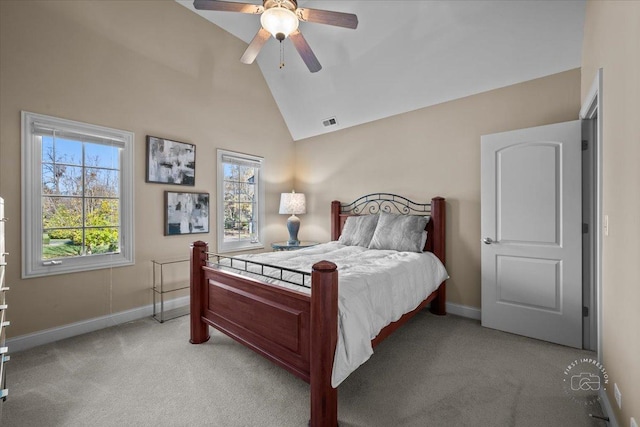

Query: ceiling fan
193;0;358;72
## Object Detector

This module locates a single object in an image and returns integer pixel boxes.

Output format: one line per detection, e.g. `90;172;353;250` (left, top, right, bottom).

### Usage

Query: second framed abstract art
164;191;209;236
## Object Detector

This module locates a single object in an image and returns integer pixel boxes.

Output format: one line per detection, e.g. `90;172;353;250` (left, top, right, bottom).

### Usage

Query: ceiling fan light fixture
260;6;299;41
193;0;357;73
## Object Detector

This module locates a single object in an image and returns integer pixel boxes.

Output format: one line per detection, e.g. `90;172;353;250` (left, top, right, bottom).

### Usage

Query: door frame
579;68;603;359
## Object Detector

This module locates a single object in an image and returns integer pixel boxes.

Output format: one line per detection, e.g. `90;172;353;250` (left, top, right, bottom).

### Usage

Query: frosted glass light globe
261;7;299;41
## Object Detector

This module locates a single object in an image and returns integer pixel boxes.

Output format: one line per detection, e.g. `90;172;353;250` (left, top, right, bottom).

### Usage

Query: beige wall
0;1;294;337
582;1;640;425
295;69;581;309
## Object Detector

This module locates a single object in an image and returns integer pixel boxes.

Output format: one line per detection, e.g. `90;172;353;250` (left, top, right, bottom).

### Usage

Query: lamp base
286;215;300;246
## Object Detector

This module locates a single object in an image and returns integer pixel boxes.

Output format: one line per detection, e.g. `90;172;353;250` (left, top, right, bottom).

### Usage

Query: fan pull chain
279;40;285;69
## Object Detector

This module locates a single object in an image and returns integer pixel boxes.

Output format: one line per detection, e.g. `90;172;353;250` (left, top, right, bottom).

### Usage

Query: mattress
216;241;449;387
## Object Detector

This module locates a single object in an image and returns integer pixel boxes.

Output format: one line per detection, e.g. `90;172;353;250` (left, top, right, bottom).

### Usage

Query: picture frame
146;135;195;185
164;191;210;236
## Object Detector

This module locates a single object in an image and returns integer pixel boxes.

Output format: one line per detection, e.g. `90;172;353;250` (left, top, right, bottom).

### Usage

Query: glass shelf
271;241;319;251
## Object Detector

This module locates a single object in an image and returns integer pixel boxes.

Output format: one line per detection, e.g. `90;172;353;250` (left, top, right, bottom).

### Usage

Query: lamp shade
279;192;306;215
260;7;299;41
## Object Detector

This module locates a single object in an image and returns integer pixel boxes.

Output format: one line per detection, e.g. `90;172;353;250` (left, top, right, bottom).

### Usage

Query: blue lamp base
286;215;301;245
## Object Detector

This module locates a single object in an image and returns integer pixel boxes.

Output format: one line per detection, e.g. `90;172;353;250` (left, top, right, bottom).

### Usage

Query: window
217;149;264;252
21;111;134;278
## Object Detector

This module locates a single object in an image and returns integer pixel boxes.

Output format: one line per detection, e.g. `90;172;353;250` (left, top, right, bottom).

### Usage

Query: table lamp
279;191;306;245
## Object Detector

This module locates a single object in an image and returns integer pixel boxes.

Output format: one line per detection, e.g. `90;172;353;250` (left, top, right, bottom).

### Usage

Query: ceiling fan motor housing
263;0;297;13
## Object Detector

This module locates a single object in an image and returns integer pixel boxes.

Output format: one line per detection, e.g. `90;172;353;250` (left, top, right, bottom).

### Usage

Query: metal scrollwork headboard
331;194;445;264
340;193;431;216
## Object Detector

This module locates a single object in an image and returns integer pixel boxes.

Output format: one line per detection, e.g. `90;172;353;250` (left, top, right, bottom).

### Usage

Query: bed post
330;200;341;241
190;240;210;344
310;261;339;427
430;197;447;316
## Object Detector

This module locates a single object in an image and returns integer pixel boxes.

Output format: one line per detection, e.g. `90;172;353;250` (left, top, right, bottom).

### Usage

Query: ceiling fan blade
289;30;322;73
296;8;358;29
193;0;263;14
240;27;271;64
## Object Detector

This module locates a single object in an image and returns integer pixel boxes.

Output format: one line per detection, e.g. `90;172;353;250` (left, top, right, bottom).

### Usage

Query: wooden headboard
330;194;446;265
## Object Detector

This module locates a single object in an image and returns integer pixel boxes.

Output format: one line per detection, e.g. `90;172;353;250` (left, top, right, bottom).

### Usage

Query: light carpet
0;312;606;426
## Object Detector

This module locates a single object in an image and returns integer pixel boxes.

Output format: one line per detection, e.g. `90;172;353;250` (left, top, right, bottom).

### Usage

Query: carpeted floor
0;312;606;426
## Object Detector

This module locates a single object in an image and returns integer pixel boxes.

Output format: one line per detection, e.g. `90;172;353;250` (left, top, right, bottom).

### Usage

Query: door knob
482;237;494;245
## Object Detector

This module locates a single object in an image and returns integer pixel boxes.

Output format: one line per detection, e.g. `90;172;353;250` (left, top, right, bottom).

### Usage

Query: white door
481;121;582;348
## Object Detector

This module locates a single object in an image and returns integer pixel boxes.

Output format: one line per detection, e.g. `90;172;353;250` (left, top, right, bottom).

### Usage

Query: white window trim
217;149;264;253
21;111;135;278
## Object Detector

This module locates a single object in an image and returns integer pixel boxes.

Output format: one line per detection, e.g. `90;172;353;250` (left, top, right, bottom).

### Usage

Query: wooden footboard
190;241;338;426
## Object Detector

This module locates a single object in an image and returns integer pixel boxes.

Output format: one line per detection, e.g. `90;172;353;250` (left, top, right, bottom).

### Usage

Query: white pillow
338;214;379;247
368;212;429;253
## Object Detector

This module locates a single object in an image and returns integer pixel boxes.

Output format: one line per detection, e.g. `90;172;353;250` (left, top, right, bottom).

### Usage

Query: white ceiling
178;0;586;141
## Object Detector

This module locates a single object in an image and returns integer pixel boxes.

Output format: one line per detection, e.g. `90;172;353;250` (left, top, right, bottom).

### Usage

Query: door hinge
583;223;589;234
583;306;589;317
582;140;589;151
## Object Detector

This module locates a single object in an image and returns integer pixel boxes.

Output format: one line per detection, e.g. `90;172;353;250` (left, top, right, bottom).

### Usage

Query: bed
189;194;447;426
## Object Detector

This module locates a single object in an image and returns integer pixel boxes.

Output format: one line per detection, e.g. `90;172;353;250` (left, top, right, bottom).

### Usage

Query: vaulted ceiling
178;0;586;141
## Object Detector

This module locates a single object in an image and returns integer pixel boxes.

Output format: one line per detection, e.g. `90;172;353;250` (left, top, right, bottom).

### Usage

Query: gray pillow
338;214;379;247
368;212;429;252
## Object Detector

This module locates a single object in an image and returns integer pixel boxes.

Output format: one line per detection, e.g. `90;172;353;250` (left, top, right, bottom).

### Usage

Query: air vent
322;117;338;127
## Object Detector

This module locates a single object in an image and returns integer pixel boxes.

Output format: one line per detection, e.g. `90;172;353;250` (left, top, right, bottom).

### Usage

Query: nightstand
271;241;319;251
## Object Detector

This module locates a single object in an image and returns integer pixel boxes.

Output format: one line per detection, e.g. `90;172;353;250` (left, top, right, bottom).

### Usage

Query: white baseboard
6;296;190;353
599;387;619;427
446;302;481;320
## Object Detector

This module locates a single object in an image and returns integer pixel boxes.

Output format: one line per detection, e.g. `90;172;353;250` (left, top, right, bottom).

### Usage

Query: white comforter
220;241;448;387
